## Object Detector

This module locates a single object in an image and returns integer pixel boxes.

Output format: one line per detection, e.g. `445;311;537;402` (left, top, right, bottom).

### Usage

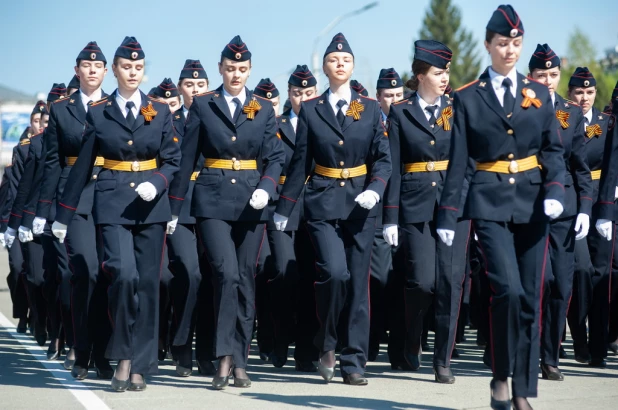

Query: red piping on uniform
10;213;22;218
371;176;387;186
169;195;184;201
280;195;297;203
384;205;399;208
539;234;550;336
154;172;168;188
581;197;592;201
22;210;34;215
544;182;564;190
59;203;77;211
38;200;52;204
450;221;472;363
254;225;267;268
439;206;458;212
261;175;276;189
64;234;78;348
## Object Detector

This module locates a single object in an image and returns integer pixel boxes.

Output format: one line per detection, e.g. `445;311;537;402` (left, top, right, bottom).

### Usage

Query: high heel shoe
489;379;511;410
128;374;147;391
212;366;233;390
111;370;130;392
540;364;563;381
317;351;335;382
47;340;60;361
433;366;455;384
233;369;252;388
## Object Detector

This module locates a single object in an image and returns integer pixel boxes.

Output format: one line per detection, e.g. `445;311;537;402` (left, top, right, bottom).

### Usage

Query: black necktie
502;78;515;115
125;101;136;128
425;105;438;123
86;100;93;113
232;97;242;123
554;99;559;111
336;99;346;127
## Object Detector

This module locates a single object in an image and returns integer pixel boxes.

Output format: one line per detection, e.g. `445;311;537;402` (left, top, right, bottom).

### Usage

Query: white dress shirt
223;87;247;119
79;89;102;112
115;89;141;118
328;87;352;116
289;110;298;133
488;66;518;107
182;105;189;118
417;93;442;121
381;110;388;125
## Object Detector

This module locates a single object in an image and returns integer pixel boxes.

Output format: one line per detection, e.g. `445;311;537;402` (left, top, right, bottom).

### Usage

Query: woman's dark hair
485;30;498;43
405;59;433;91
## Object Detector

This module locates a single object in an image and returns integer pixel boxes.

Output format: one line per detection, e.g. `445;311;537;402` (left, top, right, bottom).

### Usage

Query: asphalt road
0;247;617;410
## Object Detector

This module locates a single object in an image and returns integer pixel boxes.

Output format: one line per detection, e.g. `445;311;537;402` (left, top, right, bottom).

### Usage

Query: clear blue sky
1;0;617;98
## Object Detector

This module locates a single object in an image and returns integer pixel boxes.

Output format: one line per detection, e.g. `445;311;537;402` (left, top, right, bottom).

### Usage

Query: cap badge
131;51;138;60
584;80;590;87
235;52;242;60
337;43;343;51
90;52;97;60
301;80;308;87
510;29;518;38
165;91;171;98
391;79;397;87
266;92;272;99
545;61;552;68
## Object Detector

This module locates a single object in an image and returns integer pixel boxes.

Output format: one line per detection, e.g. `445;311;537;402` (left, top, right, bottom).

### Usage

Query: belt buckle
340;168;350;179
426;161;435;172
131;161;140;172
232;160;242;171
508;160;519;174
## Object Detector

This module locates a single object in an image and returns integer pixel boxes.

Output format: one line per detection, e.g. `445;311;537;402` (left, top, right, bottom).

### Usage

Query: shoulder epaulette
393;98;409;106
565;99;579;106
254;94;270;101
90;97;108;107
53;96;70;104
20;139;30;146
525;76;546;86
456;80;479;92
195;91;214;98
305;95;321;102
359;95;376;101
598;111;608;119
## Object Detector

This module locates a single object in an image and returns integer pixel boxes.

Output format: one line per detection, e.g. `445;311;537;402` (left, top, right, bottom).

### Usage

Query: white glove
249;188;269;210
437;229;455;247
4;227;16;248
0;232;6;248
51;221;68;243
32;217;46;235
382;224;398;247
596;219;613;241
354;190;380;210
614;186;618;200
167;215;178;235
574;213;590;241
18;226;33;243
135;182;157;202
543;199;564;220
273;212;288;231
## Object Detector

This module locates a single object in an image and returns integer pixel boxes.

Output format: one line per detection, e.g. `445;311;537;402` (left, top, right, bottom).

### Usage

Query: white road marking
0;311;111;410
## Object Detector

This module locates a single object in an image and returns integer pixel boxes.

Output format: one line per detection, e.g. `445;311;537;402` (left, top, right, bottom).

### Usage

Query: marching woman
382;40;470;384
274;33;391;386
52;37;180;392
168;36;284;389
436;5;565;410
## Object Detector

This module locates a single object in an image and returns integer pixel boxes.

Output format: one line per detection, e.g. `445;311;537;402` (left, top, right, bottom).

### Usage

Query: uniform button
129;182;135;188
231;136;237;141
231;179;236;184
509;178;515;184
338;140;344;146
339;161;344;166
430;140;435;145
92;174;97;180
508;153;514;160
128;140;133;145
507;129;514;135
431;181;437;187
340;181;345;187
232;157;237;161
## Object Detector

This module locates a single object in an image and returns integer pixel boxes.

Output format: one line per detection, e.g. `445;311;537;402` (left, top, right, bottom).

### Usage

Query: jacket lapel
173;110;186;138
210;85;236;130
315;90;344;138
509;73;529;122
66;93;86;124
403;92;435;136
105;90;131;132
131;92;149;133
434;95;452;134
341;89;360;133
235;88;252;129
475;70;511;126
278;110;296;145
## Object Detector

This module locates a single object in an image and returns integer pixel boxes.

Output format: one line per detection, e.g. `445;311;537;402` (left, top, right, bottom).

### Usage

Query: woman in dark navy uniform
569;68;613;368
274;33;391;386
527;46;593;381
436;5;565;409
383;40;470;384
52;37;181;392
168;36;284;389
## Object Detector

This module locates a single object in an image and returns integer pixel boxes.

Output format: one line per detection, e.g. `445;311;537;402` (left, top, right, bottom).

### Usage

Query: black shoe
95;359;114;380
295;360;317;373
343;373;368;386
404;351;421;371
451;348;460;359
608;342;618;355
540;364;564;381
271;345;288;368
197;359;217;376
128;375;147;392
47;340;61;361
16;318;27;334
158;349;167;362
259;351;272;362
176;363;193;377
433;366;455;384
589;358;606;368
559;345;568;359
368;349;379;362
317;361;335;382
489;379;511;410
574;346;591;364
233;373;252;388
72;365;89;380
64;356;75;370
390;361;413;371
111;371;130;392
212;367;232;390
34;327;47;347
